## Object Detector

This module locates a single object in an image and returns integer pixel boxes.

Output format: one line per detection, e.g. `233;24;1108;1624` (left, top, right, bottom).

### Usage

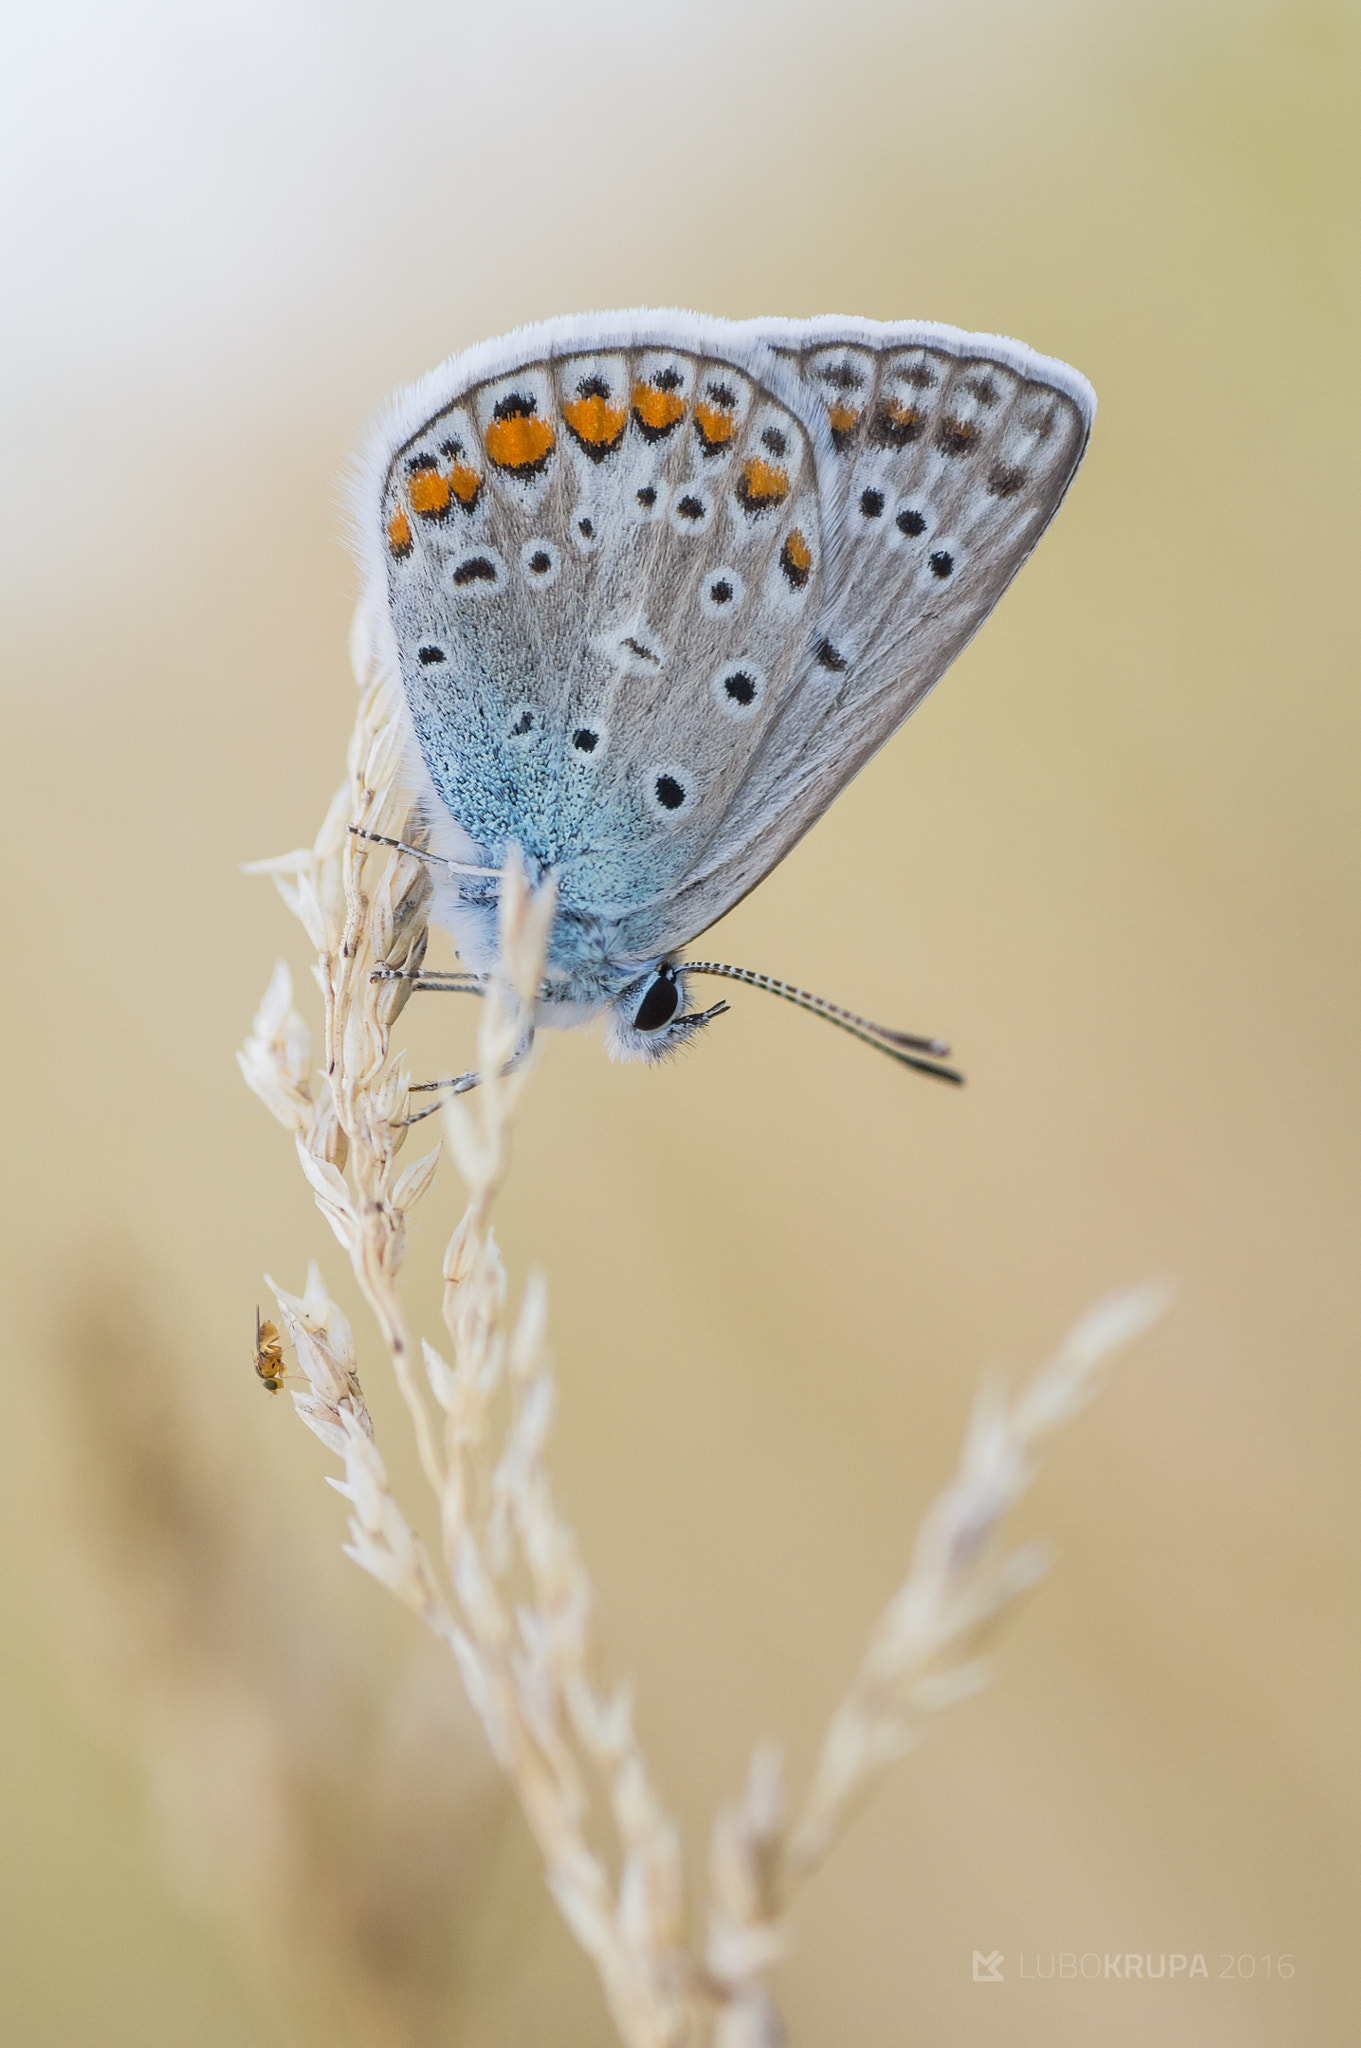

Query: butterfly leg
397;1027;535;1126
370;967;484;994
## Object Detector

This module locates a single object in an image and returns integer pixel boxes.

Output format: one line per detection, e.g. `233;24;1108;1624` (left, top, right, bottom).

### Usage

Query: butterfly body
353;312;1093;1057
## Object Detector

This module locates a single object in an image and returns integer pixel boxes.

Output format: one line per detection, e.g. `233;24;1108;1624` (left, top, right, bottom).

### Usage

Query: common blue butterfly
353;312;1093;1085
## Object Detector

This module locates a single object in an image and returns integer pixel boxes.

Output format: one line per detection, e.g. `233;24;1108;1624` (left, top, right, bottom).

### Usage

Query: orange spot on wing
827;400;861;449
563;393;627;454
485;412;556;473
448;463;481;506
694;398;737;450
935;415;980;455
780;527;812;588
631;382;687;436
735;456;790;511
386;508;413;557
408;470;451;518
868;398;924;448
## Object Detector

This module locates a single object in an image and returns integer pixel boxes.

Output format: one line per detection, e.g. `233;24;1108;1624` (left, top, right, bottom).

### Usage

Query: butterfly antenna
681;962;964;1084
348;823;500;878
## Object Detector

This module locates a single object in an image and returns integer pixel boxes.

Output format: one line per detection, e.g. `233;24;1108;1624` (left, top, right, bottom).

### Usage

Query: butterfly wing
616;317;1094;961
356;313;833;973
357;311;1092;976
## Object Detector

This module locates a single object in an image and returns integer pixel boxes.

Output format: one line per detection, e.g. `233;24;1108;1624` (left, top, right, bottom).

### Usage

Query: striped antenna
680;961;964;1084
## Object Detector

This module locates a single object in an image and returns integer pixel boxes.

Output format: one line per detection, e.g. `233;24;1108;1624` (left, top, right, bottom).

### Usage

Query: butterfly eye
633;970;679;1032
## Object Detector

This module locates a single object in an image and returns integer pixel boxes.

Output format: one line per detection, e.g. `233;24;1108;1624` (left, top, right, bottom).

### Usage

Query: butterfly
352;311;1093;1087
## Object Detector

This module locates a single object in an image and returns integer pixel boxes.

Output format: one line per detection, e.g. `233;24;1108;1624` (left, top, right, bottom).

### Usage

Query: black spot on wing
452;556;497;585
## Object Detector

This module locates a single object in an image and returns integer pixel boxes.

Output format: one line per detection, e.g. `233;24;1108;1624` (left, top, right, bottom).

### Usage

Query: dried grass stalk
52;1262;505;2048
242;627;1166;2046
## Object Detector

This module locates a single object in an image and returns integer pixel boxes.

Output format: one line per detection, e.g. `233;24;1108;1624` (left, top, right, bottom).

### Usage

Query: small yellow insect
254;1308;286;1394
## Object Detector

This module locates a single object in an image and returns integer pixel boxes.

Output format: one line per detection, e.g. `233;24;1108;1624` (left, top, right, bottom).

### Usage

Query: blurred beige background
2;1;1357;2043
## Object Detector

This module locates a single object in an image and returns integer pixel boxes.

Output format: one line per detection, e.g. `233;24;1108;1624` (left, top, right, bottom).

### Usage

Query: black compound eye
633;971;680;1032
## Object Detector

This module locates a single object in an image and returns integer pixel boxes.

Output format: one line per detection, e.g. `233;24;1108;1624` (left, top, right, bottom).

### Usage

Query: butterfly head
604;962;730;1064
